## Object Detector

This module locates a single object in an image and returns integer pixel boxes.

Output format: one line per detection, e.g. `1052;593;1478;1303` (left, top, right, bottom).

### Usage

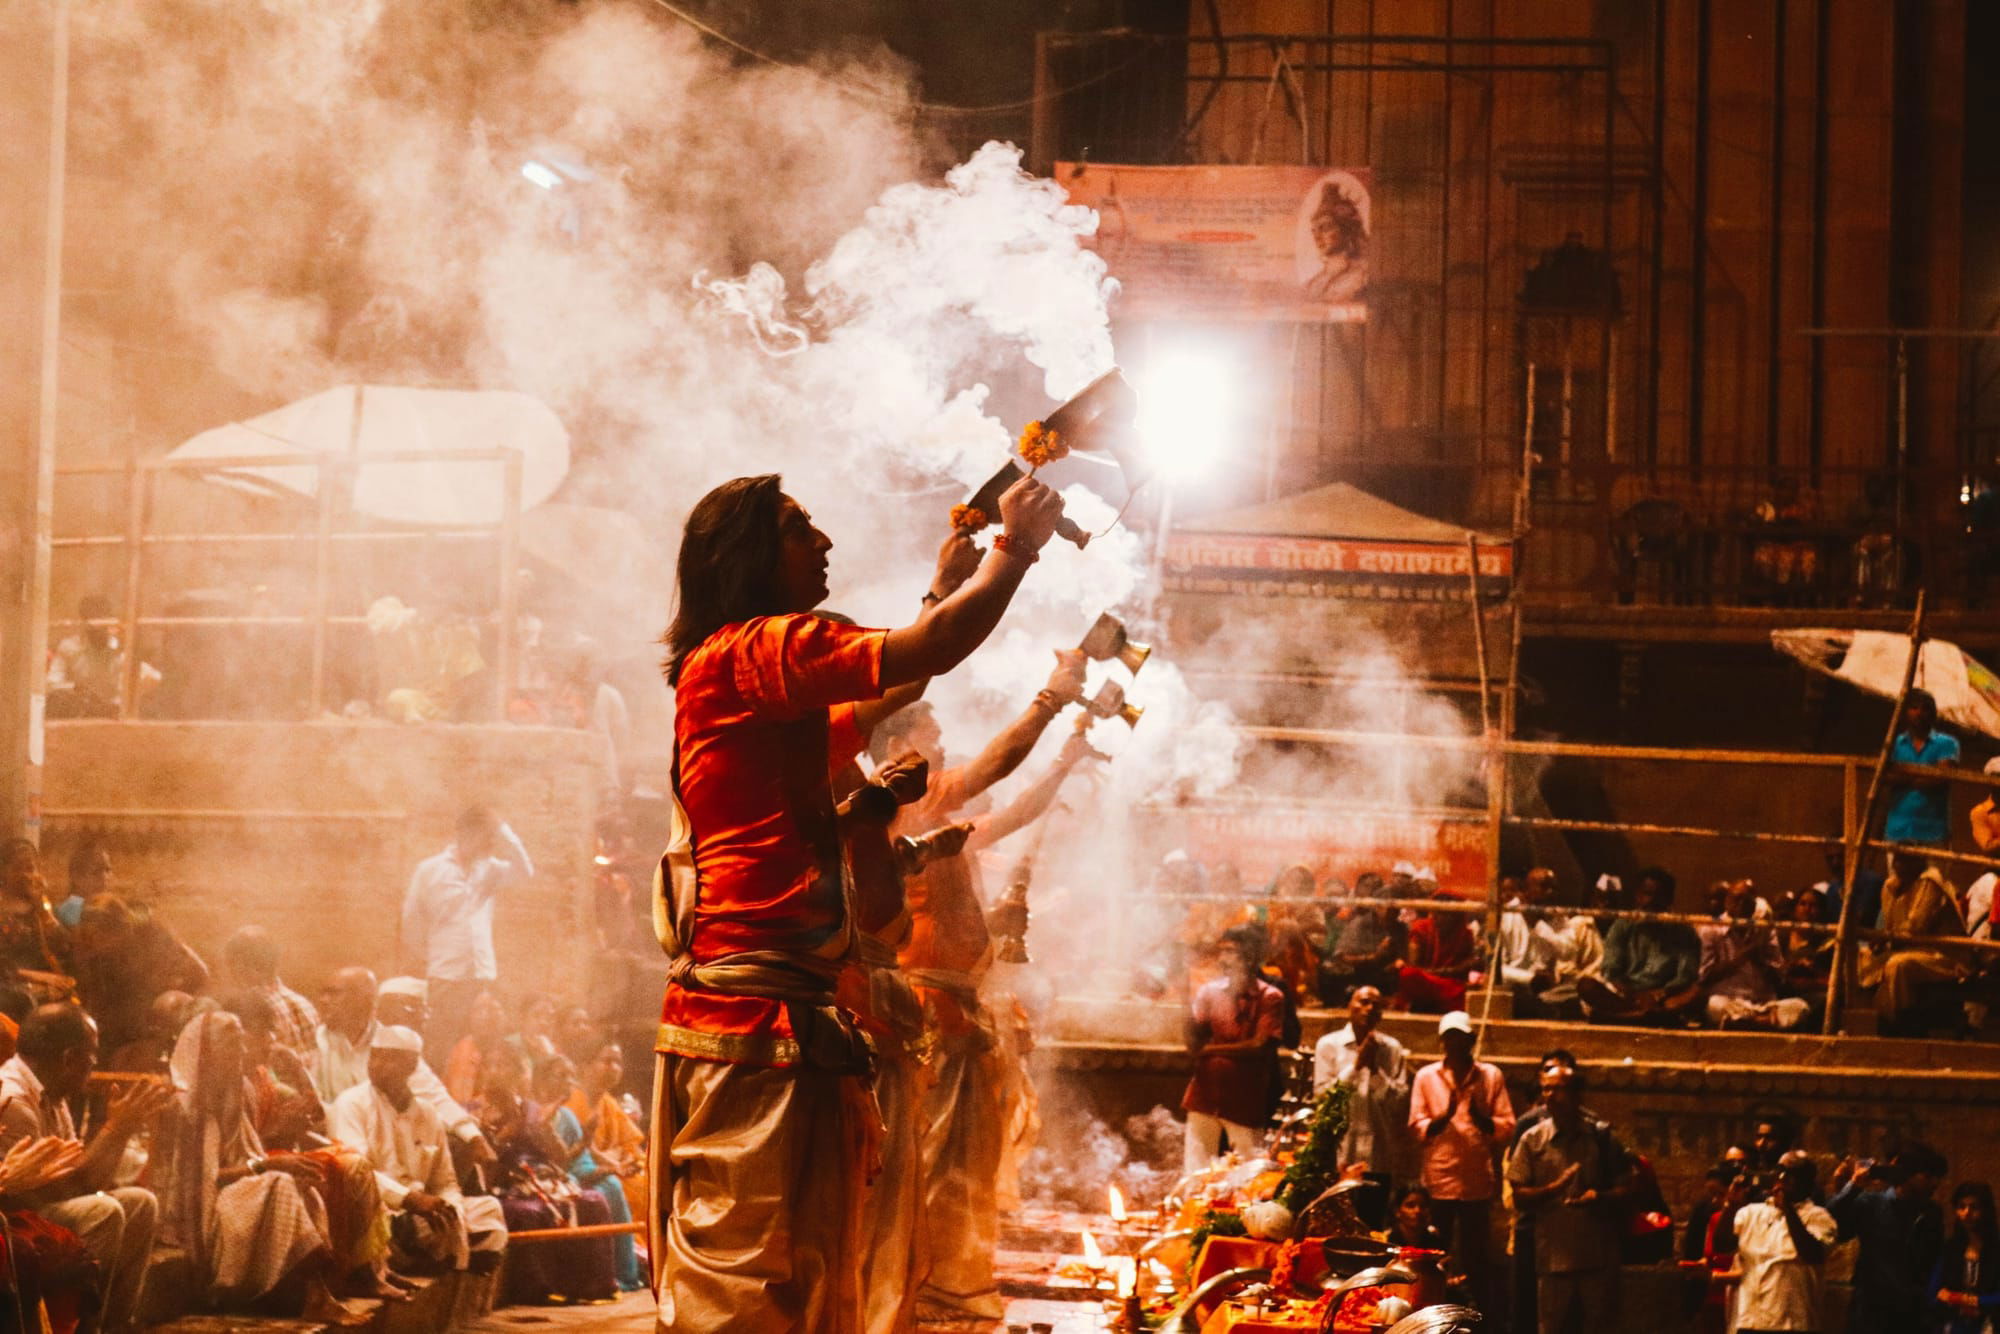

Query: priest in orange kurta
652;473;1065;1333
874;664;1096;1324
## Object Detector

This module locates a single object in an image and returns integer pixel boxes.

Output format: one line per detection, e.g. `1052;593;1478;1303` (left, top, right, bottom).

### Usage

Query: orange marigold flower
949;504;989;533
1017;420;1068;469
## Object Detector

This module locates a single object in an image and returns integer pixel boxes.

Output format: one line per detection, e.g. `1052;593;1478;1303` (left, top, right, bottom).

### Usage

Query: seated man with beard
1321;872;1405;1005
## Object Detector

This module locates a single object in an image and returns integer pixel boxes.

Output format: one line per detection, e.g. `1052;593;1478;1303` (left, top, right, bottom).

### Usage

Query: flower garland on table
1275;1081;1352;1215
1271;1236;1309;1294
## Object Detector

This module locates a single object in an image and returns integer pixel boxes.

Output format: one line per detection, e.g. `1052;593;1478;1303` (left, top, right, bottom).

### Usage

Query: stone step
146;1316;354;1334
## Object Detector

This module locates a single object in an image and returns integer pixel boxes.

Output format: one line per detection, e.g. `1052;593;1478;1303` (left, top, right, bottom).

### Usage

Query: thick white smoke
57;0;1242;804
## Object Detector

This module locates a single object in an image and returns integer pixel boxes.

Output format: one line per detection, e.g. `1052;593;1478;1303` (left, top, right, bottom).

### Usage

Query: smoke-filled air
57;0;1258;802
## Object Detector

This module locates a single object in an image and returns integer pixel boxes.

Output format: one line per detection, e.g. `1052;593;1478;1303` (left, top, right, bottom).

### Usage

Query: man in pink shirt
1409;1009;1516;1312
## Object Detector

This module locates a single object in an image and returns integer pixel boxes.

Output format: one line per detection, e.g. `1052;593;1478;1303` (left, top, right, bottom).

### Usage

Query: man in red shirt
1182;926;1285;1171
869;657;1094;1324
653;472;1064;1333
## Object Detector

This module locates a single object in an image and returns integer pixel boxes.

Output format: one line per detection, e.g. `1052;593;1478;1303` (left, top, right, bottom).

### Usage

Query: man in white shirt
314;970;497;1169
1311;984;1411;1181
400;806;533;1061
328;1025;507;1272
0;1005;174;1332
1499;869;1604;1016
1727;1158;1836;1333
1700;881;1811;1031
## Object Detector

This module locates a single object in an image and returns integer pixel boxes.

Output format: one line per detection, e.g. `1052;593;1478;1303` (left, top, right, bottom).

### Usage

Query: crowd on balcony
0;814;653;1332
1163;846;1993;1043
1160;688;2000;1043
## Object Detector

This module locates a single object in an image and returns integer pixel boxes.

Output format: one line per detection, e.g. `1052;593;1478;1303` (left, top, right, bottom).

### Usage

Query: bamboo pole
495;449;523;722
1861;839;2000;876
1237;725;1861;768
1467;535;1493;740
116;461;146;721
507;1221;645;1244
1824;592;1927;1033
39;807;405;822
1143;887;2000;955
1510;815;1832;846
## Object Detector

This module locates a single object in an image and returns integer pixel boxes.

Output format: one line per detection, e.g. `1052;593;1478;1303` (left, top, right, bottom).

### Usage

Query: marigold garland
1017;420;1068;469
1271;1237;1307;1294
949;504;989;533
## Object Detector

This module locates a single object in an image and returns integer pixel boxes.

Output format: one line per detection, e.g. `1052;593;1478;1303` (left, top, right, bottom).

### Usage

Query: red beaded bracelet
993;533;1040;564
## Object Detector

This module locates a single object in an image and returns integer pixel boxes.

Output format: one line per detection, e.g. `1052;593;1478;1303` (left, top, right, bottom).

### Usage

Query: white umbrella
166;385;569;527
1772;628;2000;740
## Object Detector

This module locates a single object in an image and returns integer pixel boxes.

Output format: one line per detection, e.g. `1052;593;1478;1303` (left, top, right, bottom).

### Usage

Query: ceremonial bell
1083;679;1144;729
1078;612;1151;676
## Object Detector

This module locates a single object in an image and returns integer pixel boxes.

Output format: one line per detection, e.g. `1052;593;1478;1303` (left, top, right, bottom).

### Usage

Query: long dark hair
1951;1180;1998;1249
663;474;787;684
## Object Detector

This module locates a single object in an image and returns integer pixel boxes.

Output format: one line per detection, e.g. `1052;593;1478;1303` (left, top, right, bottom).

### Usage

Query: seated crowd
1167;843;1994;1038
0;837;650;1332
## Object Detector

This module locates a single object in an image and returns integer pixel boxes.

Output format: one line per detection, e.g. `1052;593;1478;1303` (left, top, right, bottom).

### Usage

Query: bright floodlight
520;160;563;191
1133;346;1234;482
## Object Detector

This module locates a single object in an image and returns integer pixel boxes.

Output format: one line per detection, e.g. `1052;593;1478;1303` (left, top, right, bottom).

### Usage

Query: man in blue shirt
1829;1143;1947;1333
1883;689;1959;846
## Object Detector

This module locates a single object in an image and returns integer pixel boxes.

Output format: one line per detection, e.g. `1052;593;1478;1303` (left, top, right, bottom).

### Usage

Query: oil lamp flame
1108;1185;1127;1222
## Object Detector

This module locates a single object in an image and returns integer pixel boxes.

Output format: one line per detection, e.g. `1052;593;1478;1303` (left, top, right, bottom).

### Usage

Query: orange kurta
893;765;991;1034
658;614;886;1065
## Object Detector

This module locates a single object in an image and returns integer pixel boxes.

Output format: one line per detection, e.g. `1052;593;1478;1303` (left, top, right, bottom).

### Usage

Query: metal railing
50;449;523;720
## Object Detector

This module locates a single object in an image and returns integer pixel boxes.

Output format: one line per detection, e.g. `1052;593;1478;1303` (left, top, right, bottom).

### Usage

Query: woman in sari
443;989;508;1106
562;1042;647;1257
224;991;401;1298
478;1069;616;1304
0;840;67;978
156;1009;370;1323
501;994;557;1079
536;1054;643;1292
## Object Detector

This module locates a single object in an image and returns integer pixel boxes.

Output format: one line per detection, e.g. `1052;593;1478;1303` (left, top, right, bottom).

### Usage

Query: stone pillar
0;0;64;841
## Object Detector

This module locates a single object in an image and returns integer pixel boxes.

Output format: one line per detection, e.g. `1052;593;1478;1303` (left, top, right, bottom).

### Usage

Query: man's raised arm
878;478;1063;688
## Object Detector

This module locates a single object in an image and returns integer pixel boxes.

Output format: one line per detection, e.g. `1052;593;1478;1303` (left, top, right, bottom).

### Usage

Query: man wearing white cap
328;1025;507;1272
1409;1010;1515;1312
313;972;495;1168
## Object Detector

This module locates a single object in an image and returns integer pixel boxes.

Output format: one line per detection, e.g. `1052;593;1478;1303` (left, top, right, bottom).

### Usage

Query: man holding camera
1724;1156;1837;1334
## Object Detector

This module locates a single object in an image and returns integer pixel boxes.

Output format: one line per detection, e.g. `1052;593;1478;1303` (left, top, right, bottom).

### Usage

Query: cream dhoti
906;969;1006;1322
653;1051;866;1333
850;956;931;1334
